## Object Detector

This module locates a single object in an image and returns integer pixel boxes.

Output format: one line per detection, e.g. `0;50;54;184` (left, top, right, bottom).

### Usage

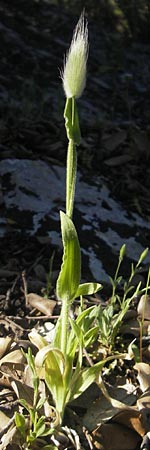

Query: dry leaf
112;409;146;437
11;379;34;407
91;422;141;450
27;293;56;315
0;412;12;433
137;295;150;320
137;391;150;410
120;318;140;337
136;390;150;432
83;379;137;430
134;363;150;392
0;425;22;450
0;337;13;359
140;432;150;450
0;349;25;366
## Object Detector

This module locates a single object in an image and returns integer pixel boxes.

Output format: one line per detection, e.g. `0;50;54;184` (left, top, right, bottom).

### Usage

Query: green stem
61;299;69;356
61;97;78;355
66;139;77;219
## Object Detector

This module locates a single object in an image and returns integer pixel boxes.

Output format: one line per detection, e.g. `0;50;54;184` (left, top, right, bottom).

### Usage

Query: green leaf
69;354;125;401
69;317;83;346
65;326;80;359
119;244;126;261
35;346;66;420
64;97;81;145
35;417;46;437
56;211;81;302
66;308;98;358
53;316;62;348
136;247;149;267
69;318;83;367
15;412;26;438
29;408;35;426
69;361;104;401
84;326;99;347
44;351;66;421
76;282;102;297
40;428;55;437
42;446;58;450
36;396;46;410
24;347;36;375
76;305;97;325
69;318;83;344
63;355;74;394
19;398;30;413
27;431;36;442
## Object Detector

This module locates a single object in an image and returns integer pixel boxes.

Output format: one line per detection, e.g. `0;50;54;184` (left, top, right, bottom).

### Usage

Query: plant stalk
61;299;69;356
66;138;77;219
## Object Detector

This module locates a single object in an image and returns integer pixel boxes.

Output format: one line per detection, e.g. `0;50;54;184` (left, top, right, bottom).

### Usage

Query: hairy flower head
62;12;88;99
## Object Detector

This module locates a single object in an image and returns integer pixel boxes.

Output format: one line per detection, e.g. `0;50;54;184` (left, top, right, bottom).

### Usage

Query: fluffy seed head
61;12;88;99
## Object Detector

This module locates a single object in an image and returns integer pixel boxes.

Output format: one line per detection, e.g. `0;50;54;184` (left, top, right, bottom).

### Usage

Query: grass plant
15;348;54;450
28;12;108;427
11;11;150;450
97;246;149;352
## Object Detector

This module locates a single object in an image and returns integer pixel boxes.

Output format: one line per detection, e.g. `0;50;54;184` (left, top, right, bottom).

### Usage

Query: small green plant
97;246;149;352
15;348;55;450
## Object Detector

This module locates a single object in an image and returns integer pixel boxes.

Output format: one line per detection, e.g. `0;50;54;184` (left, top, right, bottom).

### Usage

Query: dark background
0;0;150;214
0;0;150;308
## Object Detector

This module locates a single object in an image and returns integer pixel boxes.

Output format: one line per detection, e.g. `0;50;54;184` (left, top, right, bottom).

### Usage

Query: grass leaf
56;211;81;302
76;282;102;297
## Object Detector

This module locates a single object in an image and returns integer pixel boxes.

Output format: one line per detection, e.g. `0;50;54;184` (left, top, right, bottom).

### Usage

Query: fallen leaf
137;392;150;433
27;293;56;315
112;409;145;436
137;391;150;411
0;350;25;366
91;422;141;450
120;318;140;337
137;295;150;320
0;337;13;359
0;424;22;450
11;379;34;407
134;363;150;392
83;379;137;430
0;412;12;433
140;432;150;450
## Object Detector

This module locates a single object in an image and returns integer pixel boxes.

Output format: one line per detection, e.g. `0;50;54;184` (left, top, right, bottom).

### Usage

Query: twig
6;314;60;320
22;270;28;307
83;427;94;450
